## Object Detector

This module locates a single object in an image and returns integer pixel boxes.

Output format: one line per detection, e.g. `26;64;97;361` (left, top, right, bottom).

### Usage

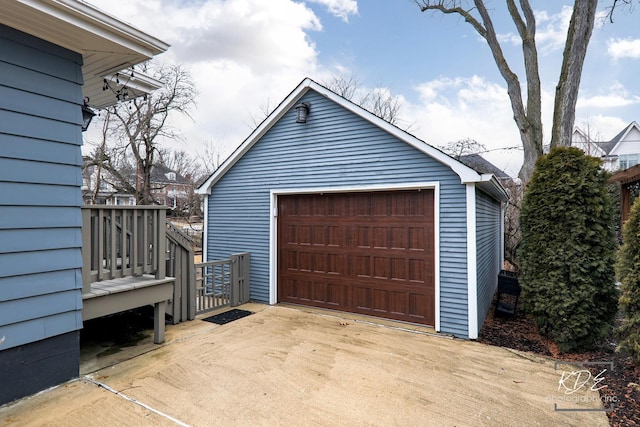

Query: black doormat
202;309;253;325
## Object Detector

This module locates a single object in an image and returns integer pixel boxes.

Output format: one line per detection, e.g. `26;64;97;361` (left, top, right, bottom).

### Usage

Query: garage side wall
475;189;502;331
0;25;84;404
207;90;471;337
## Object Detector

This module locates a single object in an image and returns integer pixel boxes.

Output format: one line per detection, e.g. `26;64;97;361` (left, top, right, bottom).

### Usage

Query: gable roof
196;78;507;202
572;127;608;156
0;0;169;109
606;121;640;154
151;164;193;185
458;154;511;179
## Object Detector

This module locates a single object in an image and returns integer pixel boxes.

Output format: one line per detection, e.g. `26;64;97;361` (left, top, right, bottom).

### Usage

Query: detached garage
196;78;508;339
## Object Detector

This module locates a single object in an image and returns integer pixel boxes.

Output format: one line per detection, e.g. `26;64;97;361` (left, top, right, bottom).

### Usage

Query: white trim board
466;183;479;339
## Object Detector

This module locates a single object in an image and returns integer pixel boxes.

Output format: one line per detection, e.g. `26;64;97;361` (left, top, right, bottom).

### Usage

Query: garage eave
473;174;509;202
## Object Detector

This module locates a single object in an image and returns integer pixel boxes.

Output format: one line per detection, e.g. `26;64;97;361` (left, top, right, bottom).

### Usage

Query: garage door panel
408;259;425;283
390;257;407;281
389;291;407;316
325;283;344;307
354;255;370;277
312;253;326;273
408;227;425;250
373;227;387;248
409;293;430;320
373;256;390;279
390;227;407;249
278;190;435;326
282;277;311;303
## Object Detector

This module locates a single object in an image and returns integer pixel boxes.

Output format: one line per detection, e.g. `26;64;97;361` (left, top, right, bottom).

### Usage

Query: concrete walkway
0;304;609;426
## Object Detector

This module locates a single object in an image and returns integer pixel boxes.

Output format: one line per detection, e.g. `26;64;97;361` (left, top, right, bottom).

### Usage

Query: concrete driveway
1;304;609;426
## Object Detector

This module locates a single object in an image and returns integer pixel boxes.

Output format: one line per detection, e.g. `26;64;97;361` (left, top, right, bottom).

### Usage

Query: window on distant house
619;154;640;170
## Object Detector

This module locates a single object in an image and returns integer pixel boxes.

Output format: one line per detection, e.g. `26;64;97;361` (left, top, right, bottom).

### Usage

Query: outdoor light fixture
295;102;310;123
81;98;96;132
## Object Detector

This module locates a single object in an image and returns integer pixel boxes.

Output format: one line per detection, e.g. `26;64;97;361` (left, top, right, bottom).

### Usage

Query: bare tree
414;0;600;182
83;108;138;202
158;149;205;182
322;74;404;126
323;74;359;100
360;87;402;126
101;62;197;204
197;139;225;179
247;98;278;129
440;138;487;159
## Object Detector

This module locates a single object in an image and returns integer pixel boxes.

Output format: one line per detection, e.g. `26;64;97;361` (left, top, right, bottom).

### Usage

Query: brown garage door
277;190;435;326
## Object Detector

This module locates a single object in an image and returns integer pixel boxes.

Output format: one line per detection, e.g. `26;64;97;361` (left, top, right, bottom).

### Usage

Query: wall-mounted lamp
81;98;96;132
295;102;310;123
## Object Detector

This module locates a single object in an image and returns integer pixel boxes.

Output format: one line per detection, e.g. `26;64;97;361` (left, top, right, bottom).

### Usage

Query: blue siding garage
198;78;507;339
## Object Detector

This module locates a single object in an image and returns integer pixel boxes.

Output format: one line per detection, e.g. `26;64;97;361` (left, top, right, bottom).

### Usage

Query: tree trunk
551;0;598;148
475;0;542;182
520;130;540;182
416;1;600;182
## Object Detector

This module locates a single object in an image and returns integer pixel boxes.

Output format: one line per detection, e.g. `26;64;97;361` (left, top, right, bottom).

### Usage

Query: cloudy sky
84;0;640;177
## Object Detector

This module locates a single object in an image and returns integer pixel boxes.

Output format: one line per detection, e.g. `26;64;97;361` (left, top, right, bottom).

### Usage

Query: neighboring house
0;0;167;405
196;78;508;340
571;122;640;171
81;164;136;205
82;162;195;210
149;164;196;210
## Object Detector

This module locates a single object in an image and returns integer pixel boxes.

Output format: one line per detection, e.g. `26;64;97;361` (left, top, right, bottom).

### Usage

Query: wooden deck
82;275;174;344
80;206;194;344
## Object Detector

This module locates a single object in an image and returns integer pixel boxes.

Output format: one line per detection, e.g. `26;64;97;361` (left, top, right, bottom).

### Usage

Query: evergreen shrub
519;147;618;352
616;196;640;361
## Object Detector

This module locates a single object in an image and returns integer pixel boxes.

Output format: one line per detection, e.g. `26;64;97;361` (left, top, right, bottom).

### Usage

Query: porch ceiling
0;0;169;109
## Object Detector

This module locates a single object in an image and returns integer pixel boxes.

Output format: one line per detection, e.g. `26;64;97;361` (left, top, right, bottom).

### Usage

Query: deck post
154;300;166;344
231;252;250;306
156;209;166;279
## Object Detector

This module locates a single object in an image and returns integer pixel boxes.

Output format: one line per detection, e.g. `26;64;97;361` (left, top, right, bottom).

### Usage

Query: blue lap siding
206;89;472;337
0;24;84;403
475;189;502;329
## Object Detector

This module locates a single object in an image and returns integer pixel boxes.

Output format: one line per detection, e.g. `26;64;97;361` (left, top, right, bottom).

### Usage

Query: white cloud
577;82;640;109
410;76;531;176
574;116;629;141
534;6;572;52
608;38;640;59
578;94;638;109
84;0;329;158
307;0;358;22
496;7;571;51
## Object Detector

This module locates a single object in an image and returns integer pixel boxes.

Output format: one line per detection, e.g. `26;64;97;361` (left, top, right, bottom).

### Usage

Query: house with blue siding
0;0;167;405
197;78;508;340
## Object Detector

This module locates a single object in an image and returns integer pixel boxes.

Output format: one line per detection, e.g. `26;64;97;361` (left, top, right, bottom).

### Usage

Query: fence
195;253;250;314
